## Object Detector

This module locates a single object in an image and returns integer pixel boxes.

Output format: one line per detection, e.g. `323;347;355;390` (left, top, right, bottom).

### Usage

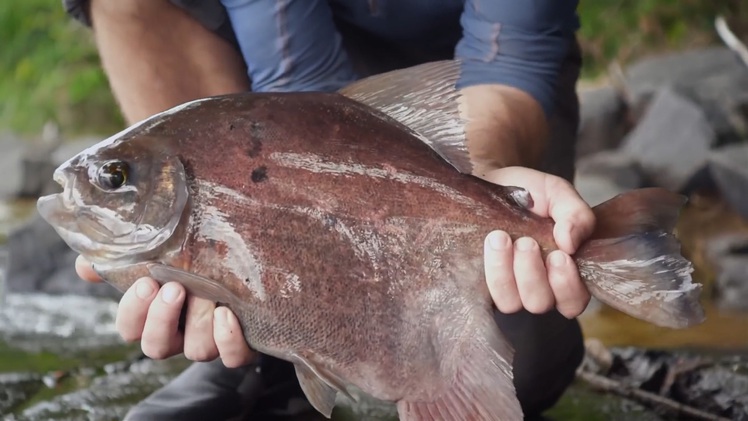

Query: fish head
36;128;189;266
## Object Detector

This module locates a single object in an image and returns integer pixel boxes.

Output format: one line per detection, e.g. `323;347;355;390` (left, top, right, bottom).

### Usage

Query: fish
36;60;705;421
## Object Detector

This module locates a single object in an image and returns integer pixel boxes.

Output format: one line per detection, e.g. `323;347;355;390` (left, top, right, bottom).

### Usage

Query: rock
620;87;716;192
16;123;63;199
705;233;748;312
623;46;748;144
576;84;631;159
0;132;26;200
3;213;121;300
595;347;748;421
0;372;44;415
6;358;190;421
708;142;748;220
574;150;643;206
673;362;748;421
0;293;122;354
624;46;740;100
678;68;748;145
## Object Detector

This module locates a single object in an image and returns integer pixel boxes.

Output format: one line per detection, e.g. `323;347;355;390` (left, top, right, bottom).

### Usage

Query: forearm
459;84;549;178
455;0;580;178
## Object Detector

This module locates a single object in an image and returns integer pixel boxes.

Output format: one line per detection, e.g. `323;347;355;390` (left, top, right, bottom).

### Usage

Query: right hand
76;256;256;367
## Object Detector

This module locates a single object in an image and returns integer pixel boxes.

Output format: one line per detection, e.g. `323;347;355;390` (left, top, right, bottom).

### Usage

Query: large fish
37;61;704;420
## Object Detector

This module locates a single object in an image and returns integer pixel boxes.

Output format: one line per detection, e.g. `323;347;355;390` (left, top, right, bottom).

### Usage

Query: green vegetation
0;0;745;136
0;1;122;137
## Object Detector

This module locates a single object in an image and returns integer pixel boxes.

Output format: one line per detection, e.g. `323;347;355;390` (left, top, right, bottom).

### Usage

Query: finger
547;251;591;319
484;231;522;314
75;255;102;283
214;307;256;368
513;237;555;314
140;282;185;359
182;296;219;362
545;177;596;254
116;277;158;342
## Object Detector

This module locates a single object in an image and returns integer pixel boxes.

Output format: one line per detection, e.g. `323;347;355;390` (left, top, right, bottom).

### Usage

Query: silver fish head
36;130;189;266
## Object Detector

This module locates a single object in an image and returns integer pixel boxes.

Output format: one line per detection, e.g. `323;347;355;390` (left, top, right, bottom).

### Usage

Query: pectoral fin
146;263;240;307
294;363;339;418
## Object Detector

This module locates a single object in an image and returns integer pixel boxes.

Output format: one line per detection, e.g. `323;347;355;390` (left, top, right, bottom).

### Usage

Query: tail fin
575;188;705;329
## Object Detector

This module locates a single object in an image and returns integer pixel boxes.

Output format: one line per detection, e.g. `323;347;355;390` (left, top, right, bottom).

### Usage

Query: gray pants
64;1;584;419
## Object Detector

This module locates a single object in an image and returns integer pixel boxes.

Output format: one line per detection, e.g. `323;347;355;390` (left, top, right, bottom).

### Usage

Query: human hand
479;166;596;319
75;256;256;367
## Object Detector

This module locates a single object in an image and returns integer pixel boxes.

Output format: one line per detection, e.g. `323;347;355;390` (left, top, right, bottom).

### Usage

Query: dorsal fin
338;60;472;174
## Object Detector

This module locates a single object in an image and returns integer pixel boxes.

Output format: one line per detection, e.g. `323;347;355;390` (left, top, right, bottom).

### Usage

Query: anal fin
147;263;240;307
397;310;523;421
294;363;339;418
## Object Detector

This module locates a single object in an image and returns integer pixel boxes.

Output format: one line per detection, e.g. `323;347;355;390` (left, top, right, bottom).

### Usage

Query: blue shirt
219;0;579;117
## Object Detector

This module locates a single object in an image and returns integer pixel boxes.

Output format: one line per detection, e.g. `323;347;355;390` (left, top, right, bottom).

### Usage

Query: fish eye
97;160;130;190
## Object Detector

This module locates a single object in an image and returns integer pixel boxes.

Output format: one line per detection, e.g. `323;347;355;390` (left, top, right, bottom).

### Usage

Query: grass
0;1;745;136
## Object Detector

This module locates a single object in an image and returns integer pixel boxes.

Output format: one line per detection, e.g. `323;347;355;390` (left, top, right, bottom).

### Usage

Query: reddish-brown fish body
141;92;537;401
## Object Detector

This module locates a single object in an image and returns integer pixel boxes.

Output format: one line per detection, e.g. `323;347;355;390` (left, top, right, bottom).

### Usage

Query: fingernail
488;231;510;250
135;279;154;299
515;237;536;252
161;283;180;304
550;251;567;267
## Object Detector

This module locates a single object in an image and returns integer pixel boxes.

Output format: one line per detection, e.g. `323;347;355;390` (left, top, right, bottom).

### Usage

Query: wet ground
1;194;747;420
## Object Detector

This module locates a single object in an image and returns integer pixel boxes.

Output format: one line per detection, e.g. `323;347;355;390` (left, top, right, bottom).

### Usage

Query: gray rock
620;87;716;192
0;132;26;200
705;233;748;312
7;358;190;421
577;85;631;159
3;213;121;300
0;372;44;415
16;123;63;199
623;46;748;143
625;46;740;98
708;142;748;219
678;65;748;144
574;150;644;206
0;293;122;354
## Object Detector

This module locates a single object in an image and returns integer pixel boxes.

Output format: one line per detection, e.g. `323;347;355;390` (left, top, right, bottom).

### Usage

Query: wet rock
706;233;748;312
673;360;748;421
0;293;122;354
6;358;191;421
583;346;748;421
577;85;631;159
574;150;643;206
620;87;716;192
3;213;121;300
0;372;44;415
708;142;748;220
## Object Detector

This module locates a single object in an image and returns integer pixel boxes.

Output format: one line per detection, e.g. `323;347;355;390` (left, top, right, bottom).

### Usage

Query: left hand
480;166;596;319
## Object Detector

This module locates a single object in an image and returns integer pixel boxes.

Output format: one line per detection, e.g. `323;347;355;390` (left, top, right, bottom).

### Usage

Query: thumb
545;178;596;254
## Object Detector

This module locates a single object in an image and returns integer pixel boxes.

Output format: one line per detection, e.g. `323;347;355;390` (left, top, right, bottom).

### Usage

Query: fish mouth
36;169;145;264
37;170;94;257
